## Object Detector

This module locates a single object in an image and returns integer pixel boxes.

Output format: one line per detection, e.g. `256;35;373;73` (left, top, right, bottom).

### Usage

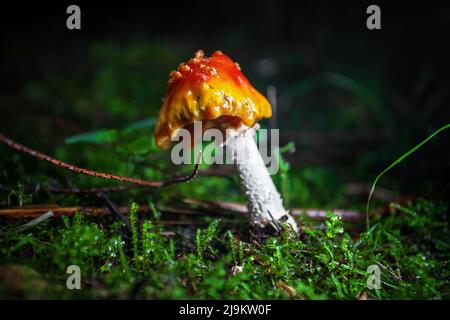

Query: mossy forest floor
0;198;448;299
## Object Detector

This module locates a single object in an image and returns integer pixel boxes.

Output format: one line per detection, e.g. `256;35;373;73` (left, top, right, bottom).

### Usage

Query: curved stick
0;133;200;189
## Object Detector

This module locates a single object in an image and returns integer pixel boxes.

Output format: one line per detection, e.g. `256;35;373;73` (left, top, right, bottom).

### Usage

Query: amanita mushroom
155;50;298;232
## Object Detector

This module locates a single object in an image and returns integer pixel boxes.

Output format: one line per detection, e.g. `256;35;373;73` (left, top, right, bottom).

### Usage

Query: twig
184;198;366;221
14;210;54;233
0;203;211;218
0;205;203;226
184;198;247;213
98;193;131;231
0;133;200;189
2;166;225;194
266;210;281;232
0;201;366;222
0;166;231;195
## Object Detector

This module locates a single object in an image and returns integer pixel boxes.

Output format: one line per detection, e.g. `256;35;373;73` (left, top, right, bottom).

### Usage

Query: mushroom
154;50;298;232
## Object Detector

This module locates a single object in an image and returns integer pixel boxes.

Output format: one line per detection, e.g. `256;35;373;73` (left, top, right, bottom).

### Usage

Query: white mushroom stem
225;125;298;232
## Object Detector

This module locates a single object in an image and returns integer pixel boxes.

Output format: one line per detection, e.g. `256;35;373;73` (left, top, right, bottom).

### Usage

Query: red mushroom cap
155;50;272;149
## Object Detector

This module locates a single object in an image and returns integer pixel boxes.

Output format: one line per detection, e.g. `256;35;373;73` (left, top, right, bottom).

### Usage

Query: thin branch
0;205;203;226
183;198;366;221
0;201;366;222
0;205;110;218
0;133;200;189
14;211;54;233
98;193;131;231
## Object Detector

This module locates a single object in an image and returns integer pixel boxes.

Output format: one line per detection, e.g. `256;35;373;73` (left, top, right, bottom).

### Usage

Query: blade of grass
366;123;450;228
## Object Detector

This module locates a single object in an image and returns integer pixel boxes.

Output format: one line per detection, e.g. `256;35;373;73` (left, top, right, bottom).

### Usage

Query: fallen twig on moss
0;201;367;222
0;204;204;226
14;211;54;233
183;198;365;221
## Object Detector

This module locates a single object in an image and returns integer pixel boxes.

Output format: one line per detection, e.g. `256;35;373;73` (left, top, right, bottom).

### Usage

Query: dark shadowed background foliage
1;0;449;202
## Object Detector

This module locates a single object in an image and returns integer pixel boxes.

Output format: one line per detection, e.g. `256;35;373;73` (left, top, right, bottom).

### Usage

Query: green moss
0;199;448;299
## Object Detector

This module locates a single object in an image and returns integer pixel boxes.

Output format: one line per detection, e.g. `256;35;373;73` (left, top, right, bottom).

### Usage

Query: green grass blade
366;123;450;228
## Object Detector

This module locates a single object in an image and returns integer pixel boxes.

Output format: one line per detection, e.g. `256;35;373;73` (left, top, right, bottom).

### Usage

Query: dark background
1;0;449;206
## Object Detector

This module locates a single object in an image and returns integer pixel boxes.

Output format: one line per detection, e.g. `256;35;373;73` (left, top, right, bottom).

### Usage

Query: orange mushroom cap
154;50;272;149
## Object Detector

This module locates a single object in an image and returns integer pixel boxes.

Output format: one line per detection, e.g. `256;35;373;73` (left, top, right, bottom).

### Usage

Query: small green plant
278;153;291;208
227;230;238;266
324;212;344;238
141;220;172;267
129;202;140;269
196;219;220;260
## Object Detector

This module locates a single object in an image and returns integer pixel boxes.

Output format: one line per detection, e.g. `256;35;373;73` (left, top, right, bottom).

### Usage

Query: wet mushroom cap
155;50;272;149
